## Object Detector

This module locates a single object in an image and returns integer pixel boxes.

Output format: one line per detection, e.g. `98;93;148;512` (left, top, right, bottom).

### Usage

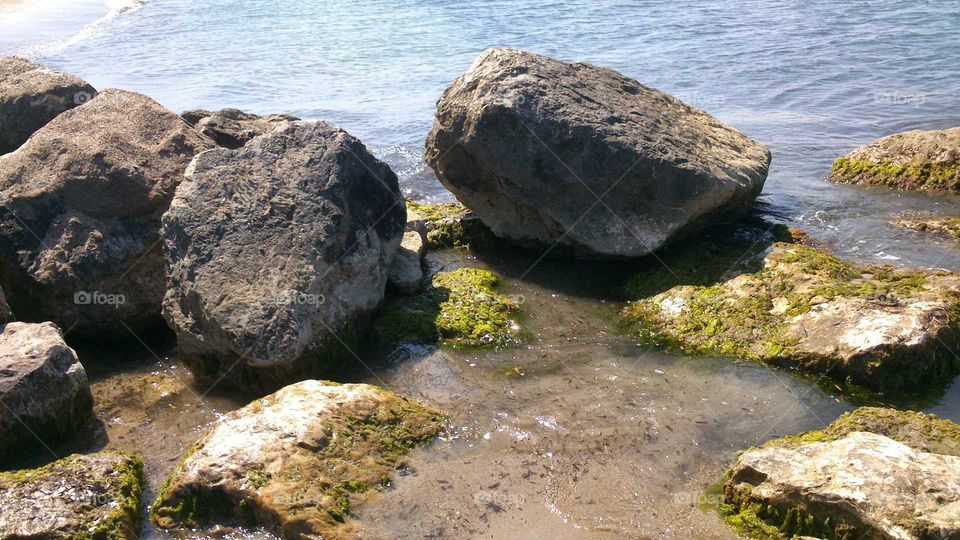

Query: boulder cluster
0;49;958;539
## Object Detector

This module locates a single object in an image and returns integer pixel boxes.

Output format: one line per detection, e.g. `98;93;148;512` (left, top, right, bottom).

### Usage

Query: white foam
3;0;146;58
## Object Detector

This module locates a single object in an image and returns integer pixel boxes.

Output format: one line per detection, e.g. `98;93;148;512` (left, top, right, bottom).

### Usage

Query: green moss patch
371;267;522;349
763;406;960;456
406;200;496;249
831;157;960;192
0;452;143;540
716;407;960;539
620;241;960;395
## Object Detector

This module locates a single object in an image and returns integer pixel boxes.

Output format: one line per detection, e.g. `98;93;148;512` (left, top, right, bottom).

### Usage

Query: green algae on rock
620;242;960;393
0;452;143;540
405;200;495;249
371;267;522;348
829;127;960;192
150;380;445;539
719;408;960;540
895;216;960;240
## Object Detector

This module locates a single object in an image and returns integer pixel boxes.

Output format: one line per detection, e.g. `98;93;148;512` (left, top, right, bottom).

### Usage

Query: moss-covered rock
0;452;143;539
620;242;960;393
371;267;522;348
151;380;445;539
405;200;495;249
895;216;960;239
829;128;960;192
718;408;960;539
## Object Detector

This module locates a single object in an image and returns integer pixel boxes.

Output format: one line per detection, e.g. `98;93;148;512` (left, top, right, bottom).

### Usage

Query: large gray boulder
181;107;299;149
0;322;93;465
0;452;143;539
831;127;960;192
151;380;444;538
161;121;405;392
0;57;97;155
425;49;771;258
0;89;214;336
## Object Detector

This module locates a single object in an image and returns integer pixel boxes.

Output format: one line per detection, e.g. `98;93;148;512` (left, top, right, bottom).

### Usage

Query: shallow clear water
3;1;960;538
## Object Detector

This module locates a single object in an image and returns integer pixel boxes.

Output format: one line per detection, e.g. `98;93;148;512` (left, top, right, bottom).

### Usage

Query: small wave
58;0;146;49
14;0;146;58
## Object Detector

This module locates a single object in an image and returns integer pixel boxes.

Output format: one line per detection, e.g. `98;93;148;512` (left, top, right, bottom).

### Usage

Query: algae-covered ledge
619;241;960;395
716;407;960;540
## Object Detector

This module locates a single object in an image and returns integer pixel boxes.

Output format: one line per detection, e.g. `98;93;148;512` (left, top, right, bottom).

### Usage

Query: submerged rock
0;452;143;539
151;380;444;538
720;407;960;539
0;89;214;336
162;121;405;393
831;127;960;192
0;57;97;155
621;242;960;393
425;48;771;258
895;216;960;239
372;266;522;348
0;322;93;465
387;209;428;294
181;107;299;149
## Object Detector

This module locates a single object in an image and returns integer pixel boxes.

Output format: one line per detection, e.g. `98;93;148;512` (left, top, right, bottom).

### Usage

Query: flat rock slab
0;89;214;336
0;322;93;465
727;431;960;539
425;48;771;257
621;242;960;393
831;127;960;192
0;452;143;539
162;121;404;393
0;57;97;154
151;380;444;539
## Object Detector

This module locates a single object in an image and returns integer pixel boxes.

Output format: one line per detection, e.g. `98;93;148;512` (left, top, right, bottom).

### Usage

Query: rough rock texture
721;407;960;540
0;57;97;155
181;108;299;149
831;128;960;192
387;210;428;294
895;217;960;239
162;121;405;393
0;89;214;336
0;322;93;465
151;380;444;539
425;48;771;258
0;452;143;539
0;286;11;323
372;267;522;348
621;243;960;393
